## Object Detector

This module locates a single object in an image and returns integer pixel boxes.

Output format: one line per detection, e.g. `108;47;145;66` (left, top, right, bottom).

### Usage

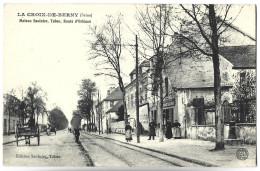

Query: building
98;87;124;133
2;104;20;135
107;100;124;133
125;60;151;135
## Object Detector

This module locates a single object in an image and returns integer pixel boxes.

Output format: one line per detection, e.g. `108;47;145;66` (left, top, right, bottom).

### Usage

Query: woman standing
165;119;173;139
172;120;181;139
125;122;133;142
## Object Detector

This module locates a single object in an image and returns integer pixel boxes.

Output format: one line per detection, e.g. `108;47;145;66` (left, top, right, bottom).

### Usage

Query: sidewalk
2;132;48;144
89;132;256;167
2;134;20;144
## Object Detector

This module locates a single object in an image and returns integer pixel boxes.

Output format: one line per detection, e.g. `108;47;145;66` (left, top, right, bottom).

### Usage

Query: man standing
74;128;80;143
148;119;157;140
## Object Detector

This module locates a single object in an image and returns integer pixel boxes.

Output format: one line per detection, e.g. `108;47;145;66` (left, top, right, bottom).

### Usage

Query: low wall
235;123;256;144
187;123;256;144
111;121;125;134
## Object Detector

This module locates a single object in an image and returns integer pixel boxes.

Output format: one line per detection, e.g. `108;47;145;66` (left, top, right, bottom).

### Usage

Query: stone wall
111;121;125;134
187;124;256;144
235;123;256;144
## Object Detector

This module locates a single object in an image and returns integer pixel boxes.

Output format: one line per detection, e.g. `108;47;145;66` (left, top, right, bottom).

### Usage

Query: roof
165;55;234;89
130;60;150;75
106;100;123;113
103;87;123;101
219;45;256;69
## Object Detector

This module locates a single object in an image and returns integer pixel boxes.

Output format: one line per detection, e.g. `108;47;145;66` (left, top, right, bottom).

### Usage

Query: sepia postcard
1;2;257;169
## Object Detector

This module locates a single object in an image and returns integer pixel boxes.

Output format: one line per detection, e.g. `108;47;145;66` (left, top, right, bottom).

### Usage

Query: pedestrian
74;128;80;143
125;122;133;142
172;120;181;139
148;119;157;140
165;119;173;139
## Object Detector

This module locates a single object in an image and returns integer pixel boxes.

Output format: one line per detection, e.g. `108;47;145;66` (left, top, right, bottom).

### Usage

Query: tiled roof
106;100;123;113
103;87;123;101
130;60;150;75
219;45;256;69
165;55;234;89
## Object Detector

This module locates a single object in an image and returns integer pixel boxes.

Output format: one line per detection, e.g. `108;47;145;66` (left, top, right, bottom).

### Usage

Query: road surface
3;130;203;167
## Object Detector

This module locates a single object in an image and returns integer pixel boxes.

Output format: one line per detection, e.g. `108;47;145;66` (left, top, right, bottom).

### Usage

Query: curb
3;138;25;145
90;133;219;167
3;132;49;145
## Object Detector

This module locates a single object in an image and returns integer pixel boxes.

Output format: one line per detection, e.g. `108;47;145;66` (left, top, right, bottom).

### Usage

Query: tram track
80;132;205;167
87;133;218;167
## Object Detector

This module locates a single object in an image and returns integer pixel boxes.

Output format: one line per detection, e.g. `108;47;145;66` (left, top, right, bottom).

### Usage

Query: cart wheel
37;127;40;146
15;126;18;146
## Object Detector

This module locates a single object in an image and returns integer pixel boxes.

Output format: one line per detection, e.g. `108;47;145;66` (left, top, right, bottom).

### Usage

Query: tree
77;78;97;131
172;4;243;150
70;109;82;129
136;4;173;142
48;107;68;130
231;70;256;123
116;105;125;122
89;14;128;125
24;82;47;125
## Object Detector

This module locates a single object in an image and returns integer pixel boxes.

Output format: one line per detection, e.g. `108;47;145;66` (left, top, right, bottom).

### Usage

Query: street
3;130;92;167
3;130;206;167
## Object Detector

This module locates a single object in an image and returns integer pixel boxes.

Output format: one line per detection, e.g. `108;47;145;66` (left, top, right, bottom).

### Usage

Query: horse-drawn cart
15;125;40;146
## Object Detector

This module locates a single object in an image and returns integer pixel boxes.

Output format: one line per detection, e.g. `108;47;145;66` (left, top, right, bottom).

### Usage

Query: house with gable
125;60;152;135
98;87;124;133
154;28;256;143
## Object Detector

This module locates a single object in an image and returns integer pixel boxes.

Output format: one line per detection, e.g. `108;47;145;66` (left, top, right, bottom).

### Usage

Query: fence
222;100;256;123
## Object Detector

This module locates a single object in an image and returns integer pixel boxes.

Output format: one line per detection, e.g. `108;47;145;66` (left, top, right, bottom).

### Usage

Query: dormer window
140;67;142;74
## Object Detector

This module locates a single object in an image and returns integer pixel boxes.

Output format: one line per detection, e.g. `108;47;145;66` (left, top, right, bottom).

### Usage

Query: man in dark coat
148;119;157;140
74;128;80;143
165;119;173;139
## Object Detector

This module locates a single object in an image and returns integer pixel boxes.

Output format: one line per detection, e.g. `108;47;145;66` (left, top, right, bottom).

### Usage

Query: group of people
124;119;181;142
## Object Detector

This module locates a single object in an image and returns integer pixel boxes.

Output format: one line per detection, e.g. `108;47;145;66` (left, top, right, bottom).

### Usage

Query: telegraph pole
135;35;140;143
98;90;101;135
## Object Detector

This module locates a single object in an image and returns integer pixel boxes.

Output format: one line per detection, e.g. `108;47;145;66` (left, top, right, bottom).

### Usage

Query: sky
2;2;256;122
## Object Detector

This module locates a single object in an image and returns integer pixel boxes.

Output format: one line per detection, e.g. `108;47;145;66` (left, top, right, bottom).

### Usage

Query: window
13;120;15;129
165;77;169;97
240;72;246;86
110;101;114;107
127;96;130;107
193;98;205;125
131;94;134;107
140;67;142;74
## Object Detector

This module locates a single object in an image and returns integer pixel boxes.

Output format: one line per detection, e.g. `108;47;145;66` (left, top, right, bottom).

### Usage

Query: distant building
97;87;123;133
2;104;19;135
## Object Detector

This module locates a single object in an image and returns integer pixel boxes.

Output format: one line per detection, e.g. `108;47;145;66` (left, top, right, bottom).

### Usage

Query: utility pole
98;90;101;135
100;95;103;134
135;35;140;143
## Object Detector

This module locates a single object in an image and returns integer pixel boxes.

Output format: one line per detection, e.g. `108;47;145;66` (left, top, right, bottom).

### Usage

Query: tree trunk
87;116;89;132
101;110;103;134
158;74;164;142
209;4;225;150
8;108;11;136
122;91;128;126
